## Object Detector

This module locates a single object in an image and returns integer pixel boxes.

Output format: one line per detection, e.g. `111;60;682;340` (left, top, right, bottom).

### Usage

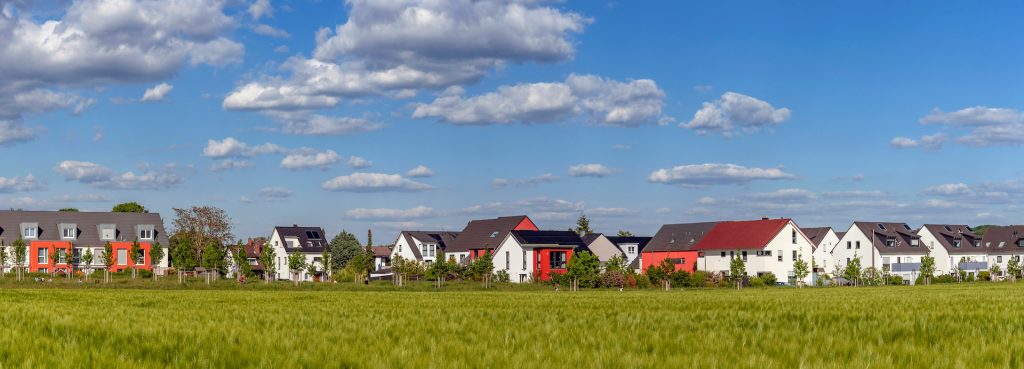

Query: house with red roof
693;218;815;286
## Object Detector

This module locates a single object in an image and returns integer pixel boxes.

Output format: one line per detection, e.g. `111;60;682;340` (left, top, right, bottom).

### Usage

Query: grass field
0;282;1022;368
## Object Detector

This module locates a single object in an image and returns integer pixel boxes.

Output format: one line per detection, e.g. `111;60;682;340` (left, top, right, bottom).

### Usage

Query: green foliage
493;270;509;283
288;252;307;279
760;272;778;286
329;230;362;270
979;271;992;281
574;214;592;236
201;244;228;275
687;271;710;288
112;202;148;213
13;237;27;267
131;239;143;267
861;267;883;286
616;230;634;237
464;252;495;281
604;254;627;273
920;256;936;284
633;274;651;288
150;241;164;270
101;242;114;268
233;241;253;278
81;248;94;270
425;251;453;281
748;276;766;287
843;257;862;285
565;251;601;288
600;270;625;288
793;256;809;286
886;275;904;285
972;225;993;236
989;264;1002;280
729;256;746;281
258;244;276;280
58;208;79;212
669;270;690;287
169;235;197;271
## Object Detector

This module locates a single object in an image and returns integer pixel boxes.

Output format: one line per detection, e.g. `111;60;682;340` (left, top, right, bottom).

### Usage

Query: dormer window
885;238;896;247
60;223;77;240
489;231;499;238
877;224;886;230
21;223;38;239
910;239;919;247
1018;239;1024;247
98;224;116;241
137;225;155;240
903;224;912;231
973;241;980;248
953;240;961;248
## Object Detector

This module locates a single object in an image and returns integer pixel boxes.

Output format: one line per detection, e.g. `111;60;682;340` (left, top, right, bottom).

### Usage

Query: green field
0;282;1022;368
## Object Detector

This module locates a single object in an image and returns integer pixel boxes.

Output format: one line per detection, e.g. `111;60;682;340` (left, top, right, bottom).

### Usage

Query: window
855;241;861;249
522;251;527;270
720;252;726;257
847;241;852;250
37;248;48;264
627;246;635;254
460;255;466;262
22;223;38;239
248;258;258;265
430;245;436;257
741;251;748;261
505;251;510;269
117;249;128;266
885;239;896;247
61;224;77;240
489;231;500;238
882;257;890;265
953;240;961;248
998;256;1004;263
877;223;886;230
905;256;914;263
792;250;798;261
1018;240;1024;247
549;251;567;269
99;225;116;241
910;239;919;247
58;249;66;264
974;241;981;248
139;228;154;240
792;230;797;244
73;248;81;264
777;255;782;262
305;231;322;240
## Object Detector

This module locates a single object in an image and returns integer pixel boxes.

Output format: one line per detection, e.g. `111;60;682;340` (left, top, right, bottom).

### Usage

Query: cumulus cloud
259;186;293;199
492;173;559;188
407;165;434;178
250;24;289;38
264;112;384;136
202;137;283;158
647;163;795;187
52;193;111;203
347;156;372;169
344;206;436;220
459;197;584;222
222;0;587;111
322;173;433;192
682;92;791;136
923;183;972;196
913;106;1024;147
210;159;254;172
280;149;341;170
249;0;273;20
54;160;183;190
568;164;618;178
141;83;173;102
412;74;665;126
0;174;41;193
890;133;945;150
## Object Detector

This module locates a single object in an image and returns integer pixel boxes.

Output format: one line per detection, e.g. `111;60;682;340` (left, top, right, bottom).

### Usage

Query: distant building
918;224;984;277
492;230;588;283
268;225;328;281
833;222;927;284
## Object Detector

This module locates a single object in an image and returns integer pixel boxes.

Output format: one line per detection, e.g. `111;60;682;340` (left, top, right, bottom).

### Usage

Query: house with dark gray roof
918;224;985;277
492;230;588;283
268;225;328;281
834;222;927;284
391;230;460;264
444;215;538;263
642;222;718;273
980;225;1024;277
0;210;169;275
800;227;839;274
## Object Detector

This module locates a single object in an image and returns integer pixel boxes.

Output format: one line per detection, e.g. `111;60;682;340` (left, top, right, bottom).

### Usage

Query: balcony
958;261;988;271
887;263;922;273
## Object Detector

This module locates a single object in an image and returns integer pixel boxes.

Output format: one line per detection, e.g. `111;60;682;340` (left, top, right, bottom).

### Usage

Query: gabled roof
605;236;652;253
445;215;535;252
852;221;925;254
801;227;833;248
511;230;586;250
645;222;719;252
274;225;328;253
400;230;461;260
372;246;392;257
0;210;169;246
980;225;1024;254
581;233;603;245
694;219;792;250
921;224;982;254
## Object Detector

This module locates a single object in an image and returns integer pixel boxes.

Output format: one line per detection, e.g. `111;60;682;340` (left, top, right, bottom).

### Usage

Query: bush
494;270;509;283
966;273;976;282
634;274;651;289
886;275;903;285
979;271;991;281
601;271;625;288
760;272;778;286
332;268;356;283
934;274;955;284
748;276;766;287
687;271;709;288
669;270;690;288
549;272;569;287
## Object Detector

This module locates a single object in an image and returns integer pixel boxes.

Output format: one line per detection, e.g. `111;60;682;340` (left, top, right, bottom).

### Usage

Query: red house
492;230;586;282
641;222;719;273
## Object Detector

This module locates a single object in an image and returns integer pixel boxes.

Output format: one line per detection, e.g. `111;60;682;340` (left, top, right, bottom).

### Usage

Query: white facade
269;229;325;281
833;224;928;284
918;227;987;276
810;230;839;275
491;234;535;283
391;234;419;262
696;221;815;286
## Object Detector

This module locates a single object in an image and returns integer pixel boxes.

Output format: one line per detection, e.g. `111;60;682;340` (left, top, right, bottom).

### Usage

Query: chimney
293;224;298;227
762;216;769;220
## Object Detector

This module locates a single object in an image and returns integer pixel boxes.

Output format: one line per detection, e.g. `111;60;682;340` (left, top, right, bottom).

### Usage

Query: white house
801;227;839;276
491;230;585;283
918;224;985;277
694;218;815;286
980;225;1024;276
391;231;459;265
581;234;627;264
605;236;651;271
833;222;927;284
268;225;328;281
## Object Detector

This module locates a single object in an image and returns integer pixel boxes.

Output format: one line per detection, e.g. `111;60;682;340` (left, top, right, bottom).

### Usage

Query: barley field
0;283;1021;368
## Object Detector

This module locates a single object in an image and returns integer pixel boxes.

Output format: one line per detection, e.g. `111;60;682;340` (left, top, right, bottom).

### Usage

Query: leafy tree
730;255;746;289
112;202;148;213
58;208;79;212
574;214;592;236
1007;256;1021;283
989;263;1002;282
426;250;452;288
605;254;627;273
81;248;94;281
919;256;936;285
201;243;228;276
861;267;883;286
972;225;993;237
329;230;362;270
287;252;307;285
367;229;373;248
843;257;862;286
565;251;601;289
258;243;276;283
469;251;495;288
320;246;331;283
171;206;233;272
233;240;253;279
101;241;114;283
793;255;810;288
150;241;164;280
13;237;27;281
616;230;634;237
306;263;318;281
0;239;7;278
130;238;142;279
48;247;58;278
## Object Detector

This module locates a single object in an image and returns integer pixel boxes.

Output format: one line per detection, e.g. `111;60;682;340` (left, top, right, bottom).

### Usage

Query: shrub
669;270;690;288
760;272;778;286
601;271;625;288
749;276;766;287
687;271;709;288
886;275;903;285
934;275;955;284
332;268;356;283
494;270;510;283
634;274;651;289
966;273;976;282
979;271;991;281
549;272;569;287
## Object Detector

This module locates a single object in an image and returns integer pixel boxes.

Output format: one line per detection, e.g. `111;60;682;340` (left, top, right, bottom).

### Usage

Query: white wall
391;234;419;262
811;230;839;274
491;234;533;283
696;221;814;285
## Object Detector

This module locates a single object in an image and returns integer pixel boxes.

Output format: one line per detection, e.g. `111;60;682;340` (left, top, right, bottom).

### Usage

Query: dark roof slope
446;215;534;252
400;230;461;260
922;224;982;254
372;246;392;257
0;210;169;246
695;219;791;250
274;226;328;253
645;222;719;252
981;225;1024;254
581;233;602;245
853;222;925;254
511;230;586;250
801;227;833;248
605;236;653;253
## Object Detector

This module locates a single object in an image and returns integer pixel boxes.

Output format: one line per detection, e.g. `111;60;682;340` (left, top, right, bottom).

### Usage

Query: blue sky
2;0;1024;243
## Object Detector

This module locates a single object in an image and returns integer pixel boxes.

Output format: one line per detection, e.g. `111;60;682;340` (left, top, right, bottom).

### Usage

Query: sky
2;0;1024;244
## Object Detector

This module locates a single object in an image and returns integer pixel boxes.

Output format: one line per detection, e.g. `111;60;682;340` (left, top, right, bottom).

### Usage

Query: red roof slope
694;218;791;250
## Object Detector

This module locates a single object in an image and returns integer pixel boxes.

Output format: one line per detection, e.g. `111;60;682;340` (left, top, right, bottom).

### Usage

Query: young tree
306;263;318;282
329;230;362;270
201;244;227;278
233;240;253;279
616;230;634;237
112;202;148;213
1007;256;1021;283
150;241;164;280
48;246;59;278
130;238;142;279
101;241;114;283
730;255;746;290
843;257;862;287
861;267;883;286
287;252;307;286
574;214;592;236
320;246;331;283
919;256;936;285
13;237;27;281
565;251;601;290
425;250;451;288
989;264;1002;282
366;229;373;248
81;248;94;281
0;239;7;278
605;254;627;273
793;255;810;288
258;244;276;284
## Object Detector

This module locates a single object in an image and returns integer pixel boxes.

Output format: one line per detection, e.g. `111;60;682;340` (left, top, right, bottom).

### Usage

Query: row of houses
1;210;1021;285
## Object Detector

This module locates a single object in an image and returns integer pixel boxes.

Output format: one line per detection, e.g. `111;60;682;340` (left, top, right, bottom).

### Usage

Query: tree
1008;256;1021;283
288;252;307;286
320;246;331;283
972;225;993;237
130;238;142;279
81;248;94;281
0;239;7;278
367;229;373;248
793;255;810;288
171;206;233;273
150;241;164;280
48;246;58;278
112;202;148;213
233;240;253;279
13;237;26;281
306;263;318;282
861;267;883;286
730;255;746;289
58;208;79;212
989;264;1002;282
426;250;452;288
843;257;862;286
201;243;227;277
919;255;936;285
329;230;362;270
616;230;634;237
258;244;276;284
574;214;592;236
565;251;601;290
605;254;627;273
101;241;114;283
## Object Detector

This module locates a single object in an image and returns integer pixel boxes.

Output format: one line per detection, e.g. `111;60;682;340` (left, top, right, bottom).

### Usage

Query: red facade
532;248;575;281
28;241;151;273
641;251;699;274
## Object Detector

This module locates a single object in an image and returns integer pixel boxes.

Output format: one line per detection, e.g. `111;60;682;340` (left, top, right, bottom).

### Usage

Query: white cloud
53;193;111;203
923;183;972;196
251;24;289;38
347;156;372;169
747;188;817;201
568;164;618;178
407;165;434;178
259;186;293;199
612;143;632;150
273;45;289;53
648;163;795;187
249;0;273;20
322;173;433;192
412;74;665;126
264;112;384;136
54;160;183;190
682;92;791;136
141;83;173;102
492;173;559;188
890;133;945;150
588;207;634;216
280;149;341;170
210;159;254;172
344;206;436;220
0;174;41;193
913;106;1024;147
202;137;283;158
0;120;41;146
655;207;672;214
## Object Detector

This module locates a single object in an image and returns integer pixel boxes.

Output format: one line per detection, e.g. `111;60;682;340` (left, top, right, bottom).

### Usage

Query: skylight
877;224;886;230
306;231;321;239
944;225;952;232
490;231;499;238
903;224;911;231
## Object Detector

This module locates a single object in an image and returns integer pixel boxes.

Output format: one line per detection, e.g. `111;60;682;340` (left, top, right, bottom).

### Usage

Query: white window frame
22;223;38;239
117;249;128;266
37;248;48;264
99;225;116;241
138;225;154;240
61;224;77;240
